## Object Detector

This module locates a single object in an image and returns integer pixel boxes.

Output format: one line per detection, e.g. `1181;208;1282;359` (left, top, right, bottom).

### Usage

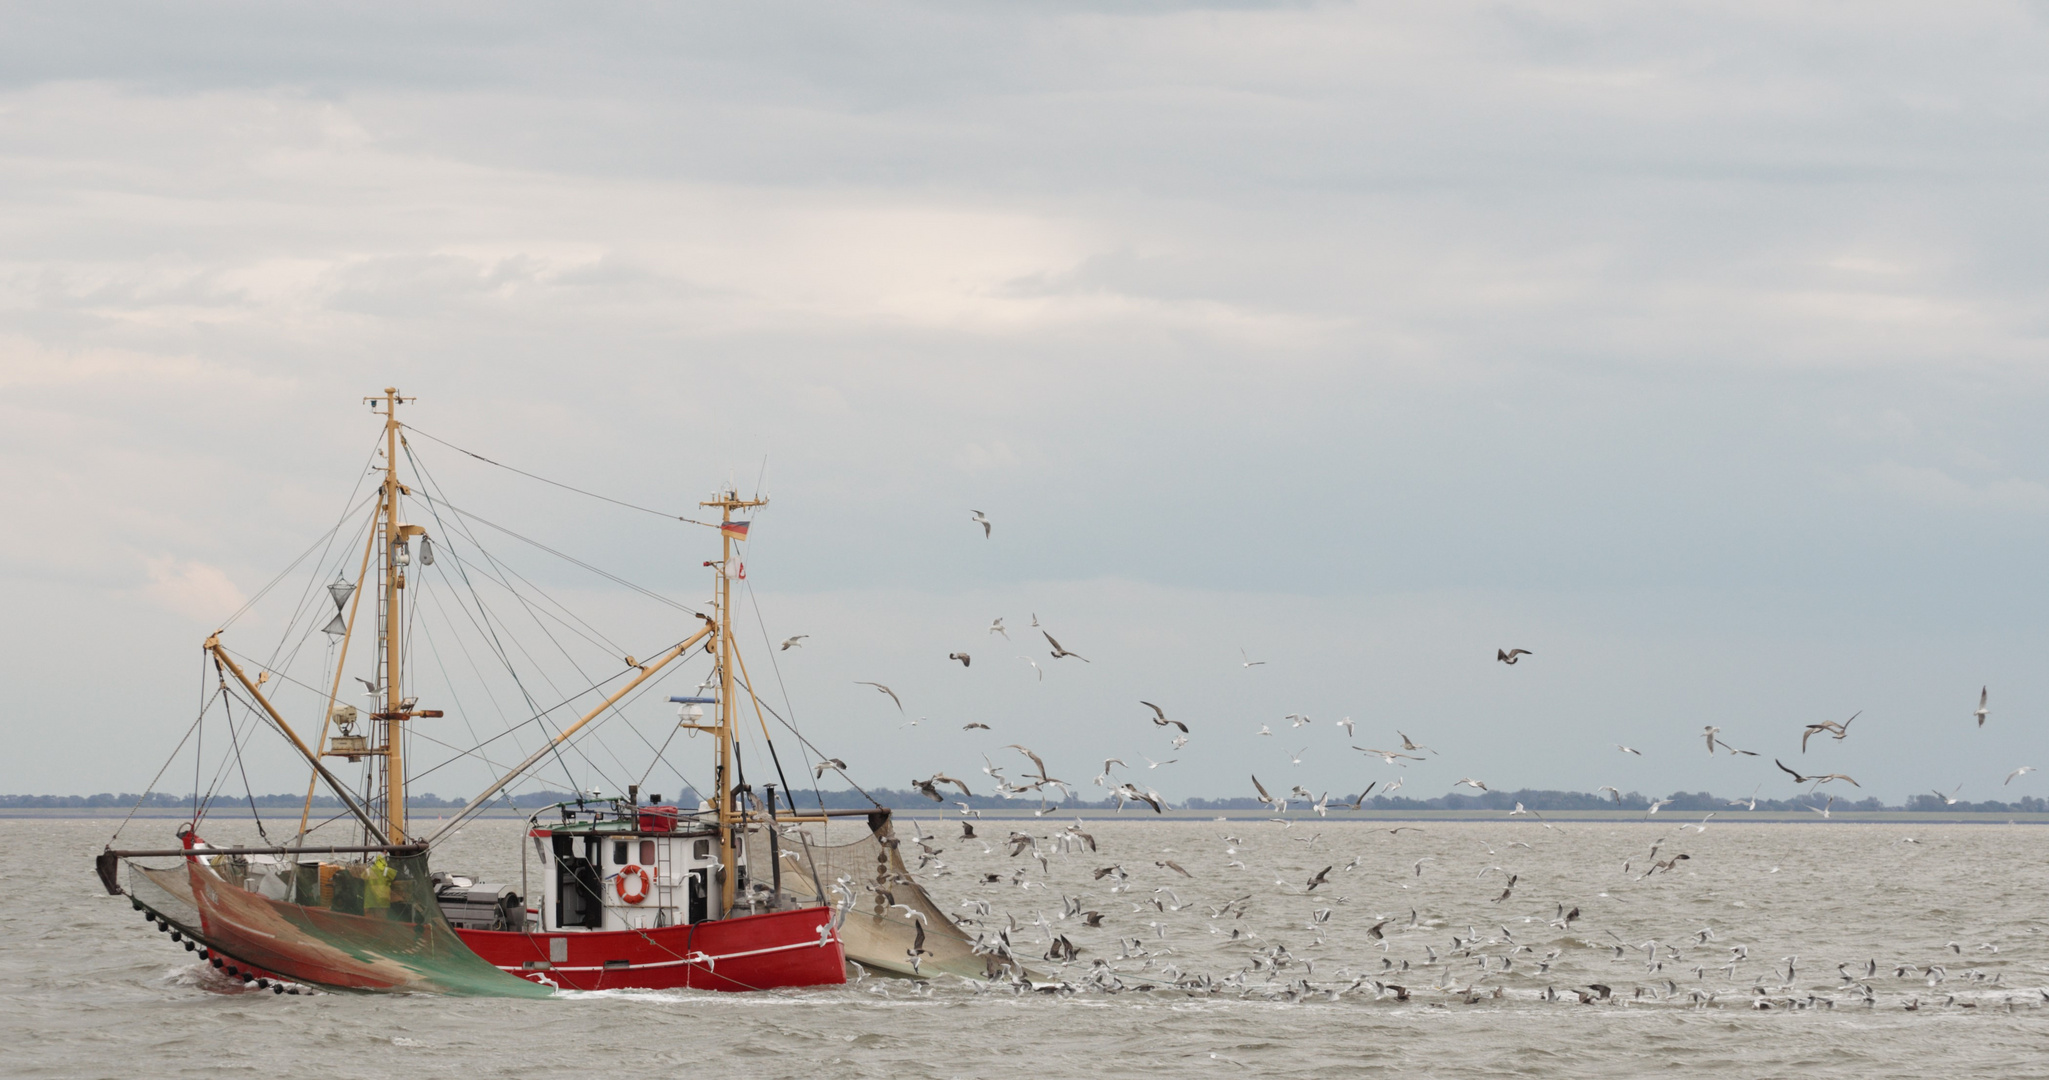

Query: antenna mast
702;487;766;911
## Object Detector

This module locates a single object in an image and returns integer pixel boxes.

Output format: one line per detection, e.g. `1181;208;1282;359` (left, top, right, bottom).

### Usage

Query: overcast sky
7;3;2049;809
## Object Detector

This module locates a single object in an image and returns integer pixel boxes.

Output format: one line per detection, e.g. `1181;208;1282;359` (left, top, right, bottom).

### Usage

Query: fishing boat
98;389;974;994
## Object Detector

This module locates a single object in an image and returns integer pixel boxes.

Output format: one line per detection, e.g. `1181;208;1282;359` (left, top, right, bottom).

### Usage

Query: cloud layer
5;2;2048;804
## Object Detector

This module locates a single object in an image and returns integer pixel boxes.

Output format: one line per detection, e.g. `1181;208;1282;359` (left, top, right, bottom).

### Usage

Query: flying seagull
1497;649;1532;665
854;681;903;712
911;773;974;801
1240;647;1266;667
1776;758;1859;787
947;652;971;667
1355;747;1424;765
1016;656;1043;681
1616;744;1642;756
1043;630;1089;662
813;758;848;778
1975;687;1989;728
778;635;808;651
1140;701;1188;733
1801;712;1858;752
2006;766;2036;786
988;618;1007;639
970;510;991;538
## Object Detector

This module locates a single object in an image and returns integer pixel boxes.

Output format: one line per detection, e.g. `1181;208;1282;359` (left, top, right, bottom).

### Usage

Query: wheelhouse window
612;840;629;865
640;839;657;865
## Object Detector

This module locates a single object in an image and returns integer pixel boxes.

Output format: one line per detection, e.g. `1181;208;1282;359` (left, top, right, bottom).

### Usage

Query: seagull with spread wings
1776;758;1859;787
1043;630;1090;662
1140;701;1188;733
854;681;903;712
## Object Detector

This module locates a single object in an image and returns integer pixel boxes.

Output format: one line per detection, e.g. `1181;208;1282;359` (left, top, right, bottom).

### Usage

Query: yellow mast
378;389;407;841
703;488;766;911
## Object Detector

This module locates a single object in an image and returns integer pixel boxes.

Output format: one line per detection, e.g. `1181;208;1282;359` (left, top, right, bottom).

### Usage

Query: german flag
720;521;751;540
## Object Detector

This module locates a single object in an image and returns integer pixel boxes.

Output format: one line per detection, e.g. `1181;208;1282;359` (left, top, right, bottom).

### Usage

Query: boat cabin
520;797;747;932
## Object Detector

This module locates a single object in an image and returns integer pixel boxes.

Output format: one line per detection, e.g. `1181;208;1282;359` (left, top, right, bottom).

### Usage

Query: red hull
456;906;847;992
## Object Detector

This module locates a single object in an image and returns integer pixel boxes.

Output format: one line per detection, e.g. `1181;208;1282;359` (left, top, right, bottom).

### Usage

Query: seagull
1251;775;1286;813
962;722;991;730
1043;630;1089;662
1616;744;1642;756
1240;647;1266;667
1497;649;1532;665
1704;726;1722;755
1256;725;1273;736
813;758;848;778
778;635;808;651
1016;656;1043;681
988;618;1008;639
354;676;381;697
947;652;971;667
1344;782;1378;810
1140;701;1188;733
1335;717;1356;737
1775;759;1859;787
1142;756;1176;770
1355;747;1424;765
911;774;974;801
1975;686;1989;727
970;510;991;538
1802;712;1858;752
1397;731;1435;754
854;681;903;712
1930;784;1962;805
1289;747;1307;766
2006;766;2036;786
1454;777;1489;792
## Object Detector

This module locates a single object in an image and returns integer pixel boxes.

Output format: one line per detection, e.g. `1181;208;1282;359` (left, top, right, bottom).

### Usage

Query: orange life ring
615;864;653;904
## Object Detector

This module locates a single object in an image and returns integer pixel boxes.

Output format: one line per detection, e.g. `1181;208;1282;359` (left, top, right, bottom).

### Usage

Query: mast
347;388;437;842
703;488;766;911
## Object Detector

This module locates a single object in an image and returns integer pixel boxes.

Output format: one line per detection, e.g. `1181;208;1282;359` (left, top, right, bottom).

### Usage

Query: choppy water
10;815;2048;1078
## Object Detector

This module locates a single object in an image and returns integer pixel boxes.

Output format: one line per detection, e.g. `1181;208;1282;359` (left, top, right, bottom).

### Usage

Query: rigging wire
221;482;382;633
218;688;273;844
396;451;589;796
402;439;697;800
110;682;219;846
404;425;721;528
425;496;701;616
744;577;831;814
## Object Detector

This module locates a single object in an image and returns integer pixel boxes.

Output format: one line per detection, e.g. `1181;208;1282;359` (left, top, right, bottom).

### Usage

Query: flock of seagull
781;509;2044;1009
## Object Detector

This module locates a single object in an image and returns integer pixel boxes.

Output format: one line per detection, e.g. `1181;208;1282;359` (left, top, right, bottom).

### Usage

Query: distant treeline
779;786;2049;814
1;791;579;811
12;787;2048;814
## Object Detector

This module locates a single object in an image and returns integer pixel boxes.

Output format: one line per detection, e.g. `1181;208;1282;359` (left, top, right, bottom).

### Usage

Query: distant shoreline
14;807;2048;824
